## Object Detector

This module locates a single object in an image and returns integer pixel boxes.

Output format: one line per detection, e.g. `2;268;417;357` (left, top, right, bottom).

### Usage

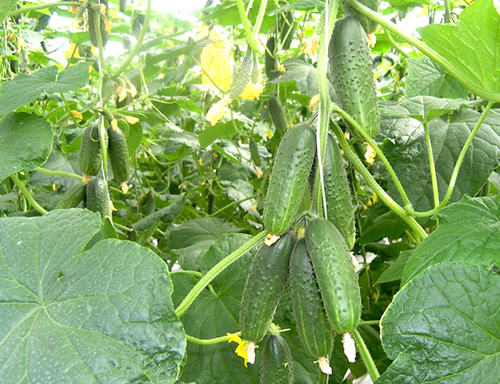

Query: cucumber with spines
79;124;106;176
229;50;253;99
107;126;130;183
260;334;293;384
85;177;110;218
249;139;261;167
342;0;379;34
56;182;86;209
268;96;288;135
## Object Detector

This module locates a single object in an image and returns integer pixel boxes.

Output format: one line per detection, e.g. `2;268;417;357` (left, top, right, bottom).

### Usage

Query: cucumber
260;334;293;384
56;182;86;209
329;17;380;140
240;233;295;345
279;12;294;50
87;0;109;48
229;50;253;99
119;0;127;12
264;36;276;79
107;126;130;183
343;0;379;34
249;139;261;167
85;177;110;218
131;194;184;231
305;218;361;334
321;134;356;249
263;124;316;236
289;239;333;373
268;96;288;136
79;124;105;176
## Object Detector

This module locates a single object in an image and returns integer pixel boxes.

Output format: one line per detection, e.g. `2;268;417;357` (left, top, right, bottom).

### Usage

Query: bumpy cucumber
56;182;86;209
240;233;295;344
321;134;356;249
305;218;361;334
85;177;110;218
229;50;253;99
88;0;109;48
260;334;293;384
249;139;261;167
263;124;316;235
289;239;333;370
329;17;380;140
79;124;105;176
107;126;130;183
279;12;294;50
343;0;379;34
264;36;276;79
268;96;288;135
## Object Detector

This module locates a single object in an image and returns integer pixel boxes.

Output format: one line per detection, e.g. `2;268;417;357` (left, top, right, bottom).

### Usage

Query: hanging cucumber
305;218;361;335
56;182;86;209
342;0;380;34
268;96;288;136
239;233;295;364
87;0;110;48
278;12;294;50
107;126;130;183
263;123;316;236
289;239;334;374
85;177;110;218
79;124;106;176
329;17;380;140
249;139;262;167
265;36;276;79
229;50;253;99
260;334;293;384
320;134;356;249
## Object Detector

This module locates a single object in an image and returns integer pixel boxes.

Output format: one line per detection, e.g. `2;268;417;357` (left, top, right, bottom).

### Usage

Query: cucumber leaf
379;263;500;383
0;0;18;24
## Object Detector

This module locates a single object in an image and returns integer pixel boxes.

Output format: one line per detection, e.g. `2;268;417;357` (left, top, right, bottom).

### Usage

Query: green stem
345;0;500;103
207;196;256;218
385;31;410;59
35;167;83;181
252;0;268;38
111;0;152;80
11;174;48;215
8;1;82;16
331;103;413;210
359;320;380;326
317;371;329;384
424;122;440;209
171;270;203;279
175;231;267;317
352;328;380;381
331;122;427;242
313;0;340;218
186;332;241;345
444;0;451;24
409;101;494;217
235;0;260;54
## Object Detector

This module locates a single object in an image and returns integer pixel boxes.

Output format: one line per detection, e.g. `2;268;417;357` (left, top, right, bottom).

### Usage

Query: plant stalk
352;328;380;381
186;332;241;345
235;0;261;53
35;167;84;181
8;1;82;16
423;122;440;209
11;174;48;215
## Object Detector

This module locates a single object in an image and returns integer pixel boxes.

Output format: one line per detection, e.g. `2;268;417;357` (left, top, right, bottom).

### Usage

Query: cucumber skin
260;334;293;384
56;182;86;209
88;0;109;48
305;218;361;334
342;0;379;34
249;139;261;167
322;134;356;249
85;177;110;218
240;233;295;343
268;96;288;136
107;126;130;182
229;50;253;99
263;124;316;235
79;124;104;176
329;17;380;140
289;239;333;360
264;36;276;79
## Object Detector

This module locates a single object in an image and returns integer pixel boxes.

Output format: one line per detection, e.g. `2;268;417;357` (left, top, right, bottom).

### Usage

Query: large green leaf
0;113;53;183
418;0;500;101
382;109;500;213
0;209;186;383
168;218;240;270
0;0;18;24
402;196;500;284
379;263;500;383
0;63;92;116
172;234;260;384
405;56;468;99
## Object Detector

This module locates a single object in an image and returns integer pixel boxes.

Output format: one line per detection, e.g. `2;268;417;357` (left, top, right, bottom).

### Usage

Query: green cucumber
85;177;110;218
79;124;105;176
119;0;127;12
268;96;288;135
107;126;130;183
249;139;261;167
87;0;110;48
260;334;293;384
329;16;380;140
321;134;356;249
305;218;361;334
279;12;294;50
289;239;333;372
240;233;295;345
229;50;253;99
263;124;316;235
342;0;379;34
264;36;276;79
56;182;86;209
131;194;184;232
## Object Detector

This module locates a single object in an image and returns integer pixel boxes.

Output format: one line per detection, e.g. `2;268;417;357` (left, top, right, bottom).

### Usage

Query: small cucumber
342;0;379;34
87;0;110;48
268;96;288;136
321;134;356;249
79;124;105;176
263;124;316;236
305;218;361;334
240;233;295;344
107;126;130;183
279;12;294;50
260;334;293;384
249;139;261;167
119;0;127;12
329;17;380;140
289;239;333;372
264;36;276;79
229;50;253;99
85;177;110;218
56;182;86;209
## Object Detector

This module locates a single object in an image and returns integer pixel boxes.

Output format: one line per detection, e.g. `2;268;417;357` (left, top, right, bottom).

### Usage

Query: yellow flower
372;192;378;203
367;33;376;49
309;94;320;111
111;119;118;132
256;167;263;179
200;26;232;92
206;96;231;126
227;333;249;367
301;34;319;57
265;129;274;139
278;64;286;73
123;115;139;125
240;81;264;100
120;182;129;194
364;144;376;165
71;110;83;120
